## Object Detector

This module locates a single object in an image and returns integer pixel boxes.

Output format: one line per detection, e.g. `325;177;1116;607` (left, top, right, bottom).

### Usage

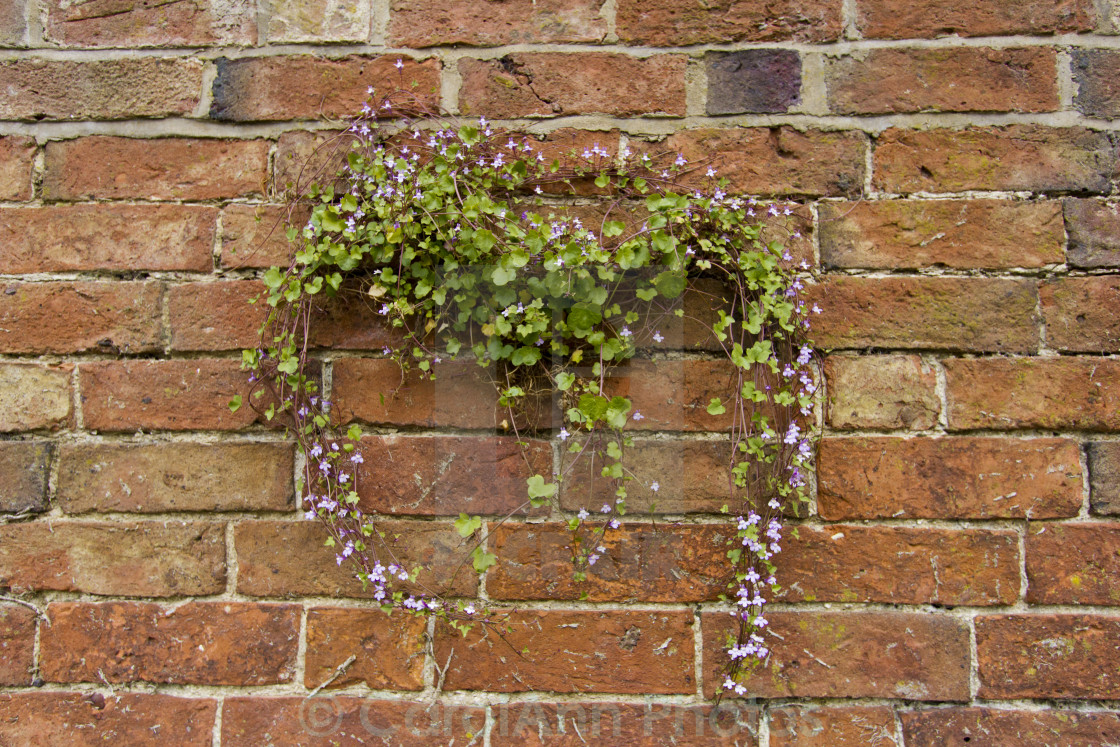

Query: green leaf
471;547;497;573
555;372;576;391
491;266;515;286
653;271;686;299
228;395;242;413
454;513;483;538
527;475;558;500
262;267;284;289
707;398;726;415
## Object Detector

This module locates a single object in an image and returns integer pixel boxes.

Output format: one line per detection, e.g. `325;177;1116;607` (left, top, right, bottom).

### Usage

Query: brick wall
1;0;1119;744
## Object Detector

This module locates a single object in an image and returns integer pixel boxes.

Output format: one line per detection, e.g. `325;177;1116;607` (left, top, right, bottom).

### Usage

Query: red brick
0;205;215;273
559;438;736;514
304;607;426;690
43;136;269;200
874;126;1116;194
977;614;1120;699
0;363;72;432
636;127;866;197
0;441;51;514
272;128;350;198
703;611;970;700
0;604;34;686
488;523;727;602
57;441;293;513
819;437;1083;520
390;0;607;46
855;0;1092;38
1065;198;1120;269
819;199;1063;270
616;0;841;44
1042;277;1120;353
1073;49;1120;118
222;697;486;746
45;0;254;46
945;357;1120;431
354;435;551;516
458;54;686;118
436;609;696;693
824;354;940;430
41;601;299;686
220;203;299;268
81;359;259;432
900;707;1120;746
211;55;440;121
1026;523;1120;605
1089;442;1120;515
267;0;369;41
781;525;1019;605
0;136;34;200
0;281;162;354
168;279;265;351
0;693;216;747
234;519;477;597
707;50;802;115
0;521;225;596
828;47;1056;115
811;276;1039;353
0;0;25;46
770;706;899;746
0;58;202;121
490;702;760;746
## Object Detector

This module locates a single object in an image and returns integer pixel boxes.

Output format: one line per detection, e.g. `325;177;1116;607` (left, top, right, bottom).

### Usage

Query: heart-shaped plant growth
234;81;819;696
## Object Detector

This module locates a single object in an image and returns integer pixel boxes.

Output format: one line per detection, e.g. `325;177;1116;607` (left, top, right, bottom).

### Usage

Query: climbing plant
234;80;820;694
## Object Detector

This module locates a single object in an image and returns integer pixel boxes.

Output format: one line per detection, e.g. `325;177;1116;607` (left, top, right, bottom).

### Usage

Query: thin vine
235;77;821;694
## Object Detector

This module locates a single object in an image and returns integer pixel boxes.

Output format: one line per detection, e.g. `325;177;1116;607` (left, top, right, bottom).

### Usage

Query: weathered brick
0;58;202;121
272;129;350;198
220;204;299;268
703;611;970;700
57;442;293;513
616;0;841;44
489;702;760;746
488;523;727;602
706;50;801;115
770;706;899;747
1073;49;1120;119
0;441;51;514
222;697;486;746
0;205;216;273
81;359;258;432
0;363;72;432
945;357;1120;431
602;359;735;432
1065;198;1120;269
811;277;1039;353
41;601;299;686
168;279;265;351
855;0;1092;38
458;54;687;118
43;136;269;200
304;607;426;690
1026;523;1120;605
234;519;477;597
436;609;696;693
780;525;1019;605
900;707;1120;746
827;47;1057;115
211;55;439;121
0;135;34;200
1041;277;1120;352
0;521;226;596
824;354;940;430
0;604;34;686
0;0;25;46
819;199;1063;270
267;0;369;42
635;127;866;197
1089;442;1120;515
389;0;607;46
0;693;216;747
977;614;1120;699
0;281;162;354
819;437;1083;520
45;0;254;46
354;435;550;516
874;126;1116;194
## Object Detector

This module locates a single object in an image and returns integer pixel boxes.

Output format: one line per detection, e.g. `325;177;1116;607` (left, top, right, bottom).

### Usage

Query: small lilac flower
608;519;620;529
394;58;403;70
351;453;364;464
558;428;570;441
650;481;660;493
652;331;664;343
632;411;644;421
600;504;611;513
578;508;589;520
